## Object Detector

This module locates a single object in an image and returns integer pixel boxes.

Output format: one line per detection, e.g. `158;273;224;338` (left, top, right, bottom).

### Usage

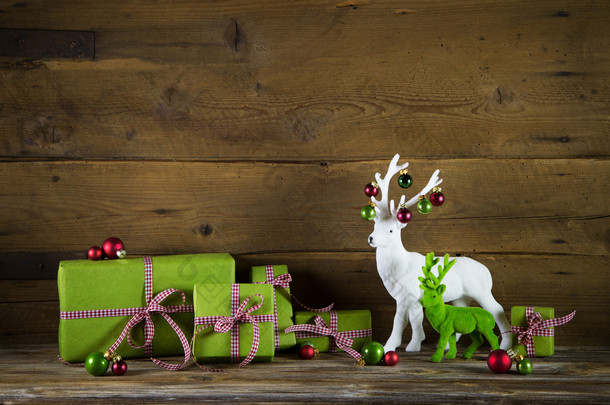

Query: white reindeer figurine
367;154;511;352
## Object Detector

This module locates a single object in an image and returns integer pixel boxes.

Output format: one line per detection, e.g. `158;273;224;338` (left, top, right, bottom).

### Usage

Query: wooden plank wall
0;0;608;347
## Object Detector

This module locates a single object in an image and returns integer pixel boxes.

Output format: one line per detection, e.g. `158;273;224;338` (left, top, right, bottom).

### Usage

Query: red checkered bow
193;284;276;370
511;306;576;357
60;256;193;370
284;310;371;361
256;265;334;349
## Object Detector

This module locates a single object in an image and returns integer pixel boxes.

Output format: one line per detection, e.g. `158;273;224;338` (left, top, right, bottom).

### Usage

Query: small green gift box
193;283;276;365
290;310;372;353
249;264;296;350
57;253;235;362
511;306;555;357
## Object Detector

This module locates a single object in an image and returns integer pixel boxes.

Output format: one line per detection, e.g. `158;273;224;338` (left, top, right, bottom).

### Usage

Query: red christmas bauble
487;349;512;374
111;360;128;376
87;246;104;261
383;351;399;366
298;345;316;360
364;183;379;197
396;208;412;224
430;191;445;206
102;237;125;260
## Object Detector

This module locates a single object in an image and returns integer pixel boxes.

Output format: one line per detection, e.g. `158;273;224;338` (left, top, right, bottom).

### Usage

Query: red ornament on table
382;351;399;366
87;246;104;261
102;237;126;259
364;182;379;197
298;345;317;360
111;360;128;376
487;349;512;374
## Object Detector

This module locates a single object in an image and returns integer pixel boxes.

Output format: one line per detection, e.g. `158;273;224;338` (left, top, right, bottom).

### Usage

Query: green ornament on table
360;341;384;365
517;358;533;375
85;352;109;376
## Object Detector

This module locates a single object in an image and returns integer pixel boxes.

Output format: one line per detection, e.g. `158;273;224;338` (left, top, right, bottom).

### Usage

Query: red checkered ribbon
193;284;275;369
60;256;193;370
511;307;576;357
255;265;334;349
283;310;371;361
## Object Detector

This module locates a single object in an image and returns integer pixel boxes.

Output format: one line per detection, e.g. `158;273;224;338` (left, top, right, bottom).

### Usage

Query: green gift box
57;253;235;362
193;283;276;364
292;310;372;353
249;265;296;350
511;306;555;357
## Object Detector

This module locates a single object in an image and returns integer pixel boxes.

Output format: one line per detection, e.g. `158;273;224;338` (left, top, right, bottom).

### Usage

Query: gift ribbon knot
193;285;276;370
510;306;576;357
284;310;371;361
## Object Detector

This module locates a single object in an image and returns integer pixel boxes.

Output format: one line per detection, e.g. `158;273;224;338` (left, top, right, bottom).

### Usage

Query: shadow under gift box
57;253;235;362
192;283;275;363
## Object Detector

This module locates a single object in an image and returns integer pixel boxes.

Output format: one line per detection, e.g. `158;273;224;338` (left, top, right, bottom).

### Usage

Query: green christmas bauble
85;352;109;376
512;344;527;357
361;341;385;365
517;358;533;375
301;340;316;349
361;205;376;221
417;198;432;215
398;173;413;188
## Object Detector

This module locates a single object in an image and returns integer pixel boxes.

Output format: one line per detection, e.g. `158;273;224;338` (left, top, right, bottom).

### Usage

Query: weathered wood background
0;0;608;347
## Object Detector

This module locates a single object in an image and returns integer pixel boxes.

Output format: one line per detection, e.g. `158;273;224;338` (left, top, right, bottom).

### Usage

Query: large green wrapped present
193;283;276;365
58;253;235;363
288;310;372;354
249;265;296;350
511;306;576;357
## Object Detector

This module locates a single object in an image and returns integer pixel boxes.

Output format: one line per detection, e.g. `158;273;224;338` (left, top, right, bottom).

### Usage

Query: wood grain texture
0;344;609;403
0;1;608;159
0;160;607;255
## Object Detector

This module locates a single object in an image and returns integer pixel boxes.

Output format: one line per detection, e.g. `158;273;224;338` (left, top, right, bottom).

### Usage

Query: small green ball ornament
417;196;432;215
398;171;413;188
85;352;109;376
361;204;376;221
512;344;527;357
301;340;316;349
361;341;385;365
517;358;533;375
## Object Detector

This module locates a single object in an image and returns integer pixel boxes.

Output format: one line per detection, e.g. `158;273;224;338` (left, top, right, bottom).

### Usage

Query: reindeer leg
449;297;471;349
384;299;409;352
445;333;457;359
476;293;511;350
432;333;448;363
405;303;425;352
463;331;483;359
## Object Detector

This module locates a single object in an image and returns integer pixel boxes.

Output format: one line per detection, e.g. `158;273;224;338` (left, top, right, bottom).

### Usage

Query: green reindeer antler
418;252;457;290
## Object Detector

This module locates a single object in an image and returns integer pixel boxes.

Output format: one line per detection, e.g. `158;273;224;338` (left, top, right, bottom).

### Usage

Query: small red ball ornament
396;207;412;224
487;349;512;374
364;182;379;197
383;351;399;366
102;237;126;259
298;344;316;360
87;246;104;261
430;187;445;207
111;360;128;376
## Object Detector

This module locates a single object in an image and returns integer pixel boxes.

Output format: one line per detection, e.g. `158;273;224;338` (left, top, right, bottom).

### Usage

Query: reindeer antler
418;253;456;290
371;154;444;219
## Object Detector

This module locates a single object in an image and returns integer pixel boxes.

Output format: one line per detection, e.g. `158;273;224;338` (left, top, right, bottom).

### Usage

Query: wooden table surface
1;344;609;403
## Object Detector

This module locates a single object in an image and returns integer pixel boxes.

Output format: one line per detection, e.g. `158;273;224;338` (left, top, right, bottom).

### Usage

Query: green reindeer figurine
419;252;500;363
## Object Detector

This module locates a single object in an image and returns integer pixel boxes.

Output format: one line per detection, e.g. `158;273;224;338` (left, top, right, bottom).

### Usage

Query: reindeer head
418;252;456;307
367;154;442;249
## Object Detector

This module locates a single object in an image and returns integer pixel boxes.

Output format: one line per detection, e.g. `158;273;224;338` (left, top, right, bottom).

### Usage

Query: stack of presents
57;253;373;369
